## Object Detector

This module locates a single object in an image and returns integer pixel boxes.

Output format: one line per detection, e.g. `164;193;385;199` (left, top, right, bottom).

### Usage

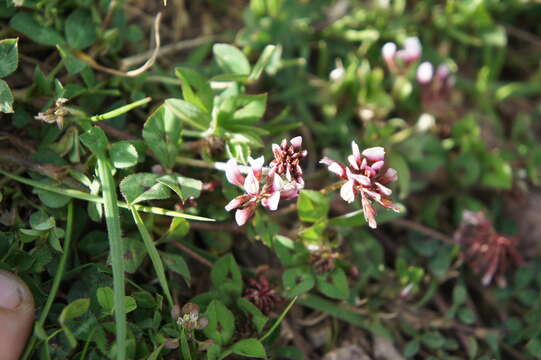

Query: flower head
35;98;69;128
382;37;422;74
225;156;282;226
454;211;523;287
270;136;308;189
244;275;281;315
320;142;399;228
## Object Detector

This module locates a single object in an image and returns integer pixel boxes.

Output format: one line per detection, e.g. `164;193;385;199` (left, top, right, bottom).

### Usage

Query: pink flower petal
347;170;371;187
381;42;397;60
348;155;359;170
320;157;347;178
262;191;281;211
417;61;433;84
244;170;260;195
381;168;398;184
225;194;252;211
375;182;392;196
362;147;385;162
371;160;385;171
248;156;265;178
340;180;356;203
290;136;302;149
272;144;281;159
225;159;245;187
361;196;377;229
351;141;361;163
235;203;256;226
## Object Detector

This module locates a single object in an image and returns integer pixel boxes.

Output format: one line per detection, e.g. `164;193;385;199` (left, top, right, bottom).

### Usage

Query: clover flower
176;303;208;334
35;98;69;128
320;142;399;229
416;62;455;117
382;37;422;74
244;275;281;315
225;156;282;226
454;211;523;287
270;136;307;195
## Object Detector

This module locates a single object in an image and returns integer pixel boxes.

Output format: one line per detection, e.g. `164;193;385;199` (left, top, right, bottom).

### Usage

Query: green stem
21;202;75;360
0;169;214;222
128;205;174;309
96;156;126;360
90;97;151;121
259;296;297;342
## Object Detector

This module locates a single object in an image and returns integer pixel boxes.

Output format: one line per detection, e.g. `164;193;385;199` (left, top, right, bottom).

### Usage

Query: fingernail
0;270;25;310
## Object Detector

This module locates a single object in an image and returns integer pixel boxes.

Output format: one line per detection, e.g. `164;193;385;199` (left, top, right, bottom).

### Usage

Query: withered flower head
270;136;308;187
177;303;208;332
244;275;281;315
35;98;69;129
454;211;523;287
309;248;341;274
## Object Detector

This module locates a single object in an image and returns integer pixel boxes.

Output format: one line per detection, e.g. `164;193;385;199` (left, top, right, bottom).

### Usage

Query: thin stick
171;241;213;268
120;35;216;69
74;13;162;77
392;218;453;244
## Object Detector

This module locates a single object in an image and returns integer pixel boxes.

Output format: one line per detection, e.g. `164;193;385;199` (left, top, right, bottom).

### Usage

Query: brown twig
171;241;213;268
392;218;453;244
74;12;162;77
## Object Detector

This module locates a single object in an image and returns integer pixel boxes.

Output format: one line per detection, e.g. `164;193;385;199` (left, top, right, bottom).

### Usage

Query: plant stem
90;97;151;121
260;296;298;342
96;156;126;360
0;169;214;221
128;205;174;308
21;201;75;360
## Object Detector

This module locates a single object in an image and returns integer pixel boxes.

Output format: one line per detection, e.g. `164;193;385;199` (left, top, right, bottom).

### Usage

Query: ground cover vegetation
1;0;541;359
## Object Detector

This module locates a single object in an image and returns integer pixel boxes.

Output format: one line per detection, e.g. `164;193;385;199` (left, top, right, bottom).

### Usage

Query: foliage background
1;0;541;359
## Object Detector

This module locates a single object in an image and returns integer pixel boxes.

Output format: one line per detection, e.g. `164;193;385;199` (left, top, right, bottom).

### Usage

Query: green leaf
58;298;90;348
421;331;445;349
273;235;309;267
57;45;87;75
297;190;330;223
315;268;350;300
282;267;315;297
29;210;55;231
0;79;14;113
110;141;139;169
203;300;235;345
175;67;213;112
143;105;183;169
213;43;251;75
481;153;512;189
96;287;115;313
231;338;267;358
428;245;453;278
388;152;410;199
119;173;171;204
32;180;71;208
450;153;480;187
65;9;97;50
403;340;420;357
10;12;65;46
161;252;191;285
80;127;109;155
249;44;278;81
157;174;202;202
237;298;268;333
123;236;146;273
210;254;243;298
0;38;18;78
218;94;267;127
164;98;211;131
